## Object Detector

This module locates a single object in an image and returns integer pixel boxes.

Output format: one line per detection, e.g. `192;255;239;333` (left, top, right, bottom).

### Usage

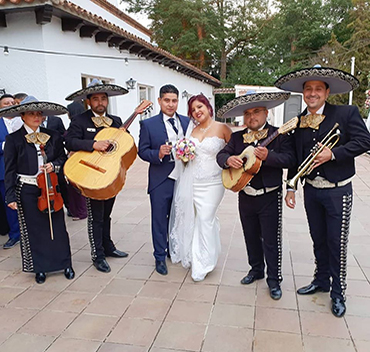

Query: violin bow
40;144;54;240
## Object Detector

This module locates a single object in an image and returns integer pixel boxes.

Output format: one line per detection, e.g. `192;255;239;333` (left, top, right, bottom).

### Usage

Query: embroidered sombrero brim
217;92;291;119
274;67;359;94
0;101;68;118
66;84;129;101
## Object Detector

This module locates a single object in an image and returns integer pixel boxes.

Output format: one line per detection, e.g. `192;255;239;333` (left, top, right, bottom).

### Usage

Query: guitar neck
259;130;279;148
122;112;138;129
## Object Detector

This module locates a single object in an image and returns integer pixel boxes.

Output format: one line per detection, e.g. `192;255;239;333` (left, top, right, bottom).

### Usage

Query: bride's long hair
187;94;214;123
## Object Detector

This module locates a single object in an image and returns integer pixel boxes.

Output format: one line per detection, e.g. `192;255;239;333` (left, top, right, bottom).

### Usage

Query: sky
119;2;152;29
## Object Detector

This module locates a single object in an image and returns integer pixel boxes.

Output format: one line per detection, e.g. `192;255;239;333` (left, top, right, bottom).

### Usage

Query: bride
169;94;231;281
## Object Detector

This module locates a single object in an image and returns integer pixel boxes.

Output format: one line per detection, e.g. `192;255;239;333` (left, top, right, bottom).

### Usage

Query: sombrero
65;78;129;101
274;66;359;94
217;91;291;119
0;95;68;118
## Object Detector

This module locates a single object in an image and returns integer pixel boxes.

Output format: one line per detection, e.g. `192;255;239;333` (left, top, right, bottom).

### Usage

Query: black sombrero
274;66;359;94
0;95;68;118
217;91;291;119
65;78;129;101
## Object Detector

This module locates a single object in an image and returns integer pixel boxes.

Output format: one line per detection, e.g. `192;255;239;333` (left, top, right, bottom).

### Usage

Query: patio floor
1;154;370;352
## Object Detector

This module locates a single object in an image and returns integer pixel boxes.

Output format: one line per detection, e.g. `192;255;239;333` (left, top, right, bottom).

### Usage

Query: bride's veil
168;120;196;267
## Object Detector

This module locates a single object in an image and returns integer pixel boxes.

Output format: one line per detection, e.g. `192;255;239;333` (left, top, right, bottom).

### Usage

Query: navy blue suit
138;112;189;261
0;118;20;240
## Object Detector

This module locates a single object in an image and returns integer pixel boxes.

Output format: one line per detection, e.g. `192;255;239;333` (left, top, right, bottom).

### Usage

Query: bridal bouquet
365;89;370;112
174;138;196;164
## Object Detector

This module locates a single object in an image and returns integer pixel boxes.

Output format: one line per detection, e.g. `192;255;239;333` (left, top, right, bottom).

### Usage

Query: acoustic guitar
222;117;299;192
64;100;153;200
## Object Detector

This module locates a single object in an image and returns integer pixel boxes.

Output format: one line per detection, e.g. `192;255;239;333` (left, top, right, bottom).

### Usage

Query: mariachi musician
216;92;296;300
2;96;74;284
275;66;370;317
65;79;129;273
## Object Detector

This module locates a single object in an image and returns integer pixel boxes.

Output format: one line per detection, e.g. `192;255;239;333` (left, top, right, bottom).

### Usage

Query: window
138;84;154;120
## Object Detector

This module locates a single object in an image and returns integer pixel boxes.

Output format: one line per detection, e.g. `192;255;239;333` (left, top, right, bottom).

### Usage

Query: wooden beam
128;44;144;54
136;48;152;57
61;17;83;32
0;12;6;28
153;55;166;63
80;25;100;38
108;36;125;47
35;4;53;25
95;31;113;43
118;40;135;51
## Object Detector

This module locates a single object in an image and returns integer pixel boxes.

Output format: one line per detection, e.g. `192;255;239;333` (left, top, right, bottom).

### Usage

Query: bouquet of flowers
174;138;196;164
365;89;370;111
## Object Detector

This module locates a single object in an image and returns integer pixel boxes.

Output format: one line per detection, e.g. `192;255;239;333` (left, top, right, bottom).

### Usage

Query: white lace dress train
169;136;225;281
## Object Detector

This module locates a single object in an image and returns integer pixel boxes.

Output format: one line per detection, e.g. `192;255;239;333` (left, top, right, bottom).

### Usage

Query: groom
138;84;189;275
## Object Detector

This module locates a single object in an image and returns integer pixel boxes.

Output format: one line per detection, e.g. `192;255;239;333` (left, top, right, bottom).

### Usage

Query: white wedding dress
169;129;226;281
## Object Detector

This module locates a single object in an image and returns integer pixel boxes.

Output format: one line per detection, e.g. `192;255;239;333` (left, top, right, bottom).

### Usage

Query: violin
37;145;64;214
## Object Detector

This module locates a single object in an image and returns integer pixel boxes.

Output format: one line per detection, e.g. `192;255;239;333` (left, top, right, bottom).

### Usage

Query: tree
313;0;370;113
121;0;269;79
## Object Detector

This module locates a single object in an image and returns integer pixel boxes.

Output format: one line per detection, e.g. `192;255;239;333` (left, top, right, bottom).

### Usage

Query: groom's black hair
159;84;179;98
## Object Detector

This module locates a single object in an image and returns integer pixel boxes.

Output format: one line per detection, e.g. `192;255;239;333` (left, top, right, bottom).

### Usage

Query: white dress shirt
18;124;44;177
2;116;23;150
163;113;185;145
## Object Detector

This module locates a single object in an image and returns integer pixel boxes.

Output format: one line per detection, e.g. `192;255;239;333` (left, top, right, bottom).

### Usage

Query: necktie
243;129;268;144
25;132;50;145
300;114;325;130
168;118;179;135
91;116;113;128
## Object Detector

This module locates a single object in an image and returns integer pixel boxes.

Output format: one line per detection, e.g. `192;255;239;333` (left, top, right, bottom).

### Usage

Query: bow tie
300;114;325;130
25;132;50;145
91;116;113;128
243;129;268;144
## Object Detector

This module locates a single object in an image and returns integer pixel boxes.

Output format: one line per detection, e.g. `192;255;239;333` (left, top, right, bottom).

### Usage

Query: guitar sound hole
101;140;117;154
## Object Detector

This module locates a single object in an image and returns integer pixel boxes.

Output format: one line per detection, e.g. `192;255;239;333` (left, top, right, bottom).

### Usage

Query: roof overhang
0;0;221;87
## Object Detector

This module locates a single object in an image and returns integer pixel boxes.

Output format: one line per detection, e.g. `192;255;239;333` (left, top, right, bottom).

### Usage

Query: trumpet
285;123;341;190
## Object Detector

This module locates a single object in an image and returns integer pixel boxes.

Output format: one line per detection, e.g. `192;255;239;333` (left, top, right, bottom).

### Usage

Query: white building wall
75;0;152;42
234;85;306;127
0;12;214;142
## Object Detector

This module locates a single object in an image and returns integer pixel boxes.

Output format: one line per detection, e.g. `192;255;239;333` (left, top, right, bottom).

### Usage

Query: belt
305;176;353;189
18;176;38;186
243;185;279;197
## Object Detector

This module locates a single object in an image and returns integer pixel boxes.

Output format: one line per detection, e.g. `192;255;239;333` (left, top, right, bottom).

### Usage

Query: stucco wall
0;12;214;142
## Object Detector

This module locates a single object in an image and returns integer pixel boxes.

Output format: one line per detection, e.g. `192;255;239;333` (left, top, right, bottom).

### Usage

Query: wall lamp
126;78;136;90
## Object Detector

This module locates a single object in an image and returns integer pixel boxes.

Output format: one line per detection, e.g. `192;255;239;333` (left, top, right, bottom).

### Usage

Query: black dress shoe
64;267;75;280
93;259;111;273
3;237;20;249
35;272;46;284
297;283;330;295
155;260;168;275
331;298;346;317
269;286;282;300
106;249;128;258
240;273;264;285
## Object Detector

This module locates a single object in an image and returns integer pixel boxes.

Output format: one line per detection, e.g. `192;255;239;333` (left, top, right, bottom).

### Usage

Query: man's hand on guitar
159;144;172;159
93;140;111;151
227;156;243;169
254;146;268;161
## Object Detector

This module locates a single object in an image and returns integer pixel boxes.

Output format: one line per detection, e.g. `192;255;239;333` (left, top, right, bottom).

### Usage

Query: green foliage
122;0;369;115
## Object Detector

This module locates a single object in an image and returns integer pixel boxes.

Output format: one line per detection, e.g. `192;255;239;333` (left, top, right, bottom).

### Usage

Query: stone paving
1;155;370;352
